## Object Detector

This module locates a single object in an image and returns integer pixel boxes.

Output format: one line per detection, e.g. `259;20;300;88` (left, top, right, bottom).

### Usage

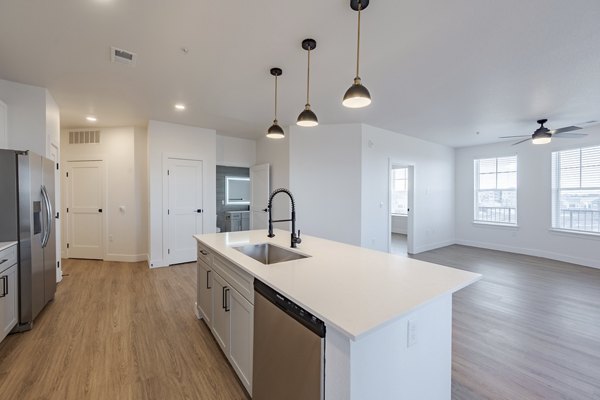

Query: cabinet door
229;288;254;395
241;215;249;231
197;261;212;325
0;264;18;341
211;272;230;353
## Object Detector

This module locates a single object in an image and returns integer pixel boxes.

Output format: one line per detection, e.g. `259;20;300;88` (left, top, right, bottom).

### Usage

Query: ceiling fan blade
499;135;530;138
553;134;589;139
512;138;531;146
550;126;582;134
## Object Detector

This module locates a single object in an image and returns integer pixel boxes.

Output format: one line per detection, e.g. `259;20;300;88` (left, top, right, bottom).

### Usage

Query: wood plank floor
1;247;599;399
0;259;249;400
413;245;600;400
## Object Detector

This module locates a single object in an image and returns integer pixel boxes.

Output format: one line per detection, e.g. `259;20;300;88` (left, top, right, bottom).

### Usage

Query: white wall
391;215;407;234
0;79;46;155
148;120;216;267
0;100;7;148
134;127;148;261
61;126;147;262
455;127;600;269
255;132;291;230
361;125;455;253
289;124;363;245
216;135;256;167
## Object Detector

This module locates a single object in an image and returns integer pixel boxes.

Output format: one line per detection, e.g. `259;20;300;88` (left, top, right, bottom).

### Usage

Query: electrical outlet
407;319;417;348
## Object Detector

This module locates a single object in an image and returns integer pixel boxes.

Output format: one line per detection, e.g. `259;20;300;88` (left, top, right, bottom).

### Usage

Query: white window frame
473;156;518;226
551;145;600;235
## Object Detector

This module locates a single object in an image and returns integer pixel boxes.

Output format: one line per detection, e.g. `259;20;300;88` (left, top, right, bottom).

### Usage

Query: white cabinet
196;241;254;395
229;287;253;390
211;271;230;353
225;211;250;232
0;244;18;343
196;260;212;324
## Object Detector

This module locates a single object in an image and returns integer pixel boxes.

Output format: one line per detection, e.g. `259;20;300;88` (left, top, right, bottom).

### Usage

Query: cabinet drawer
197;243;213;266
213;254;254;305
0;245;17;274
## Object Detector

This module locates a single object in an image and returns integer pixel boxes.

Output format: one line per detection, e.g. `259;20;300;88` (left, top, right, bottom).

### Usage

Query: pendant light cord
306;48;311;105
356;2;362;78
274;75;278;120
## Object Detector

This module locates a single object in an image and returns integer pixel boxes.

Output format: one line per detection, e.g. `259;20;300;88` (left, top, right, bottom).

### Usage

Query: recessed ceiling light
86;116;97;122
174;104;186;110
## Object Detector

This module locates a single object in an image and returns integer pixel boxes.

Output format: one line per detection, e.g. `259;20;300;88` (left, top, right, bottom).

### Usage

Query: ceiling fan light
532;136;551;145
266;120;285;139
296;106;319;127
343;79;372;108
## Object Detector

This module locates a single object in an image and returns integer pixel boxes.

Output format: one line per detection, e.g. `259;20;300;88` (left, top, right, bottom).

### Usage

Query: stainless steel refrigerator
0;149;56;331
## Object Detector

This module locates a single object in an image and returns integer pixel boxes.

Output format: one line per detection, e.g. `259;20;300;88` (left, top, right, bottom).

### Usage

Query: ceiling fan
500;119;587;145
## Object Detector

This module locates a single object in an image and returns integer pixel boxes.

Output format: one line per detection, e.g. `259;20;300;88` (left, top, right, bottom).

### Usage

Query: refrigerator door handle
41;185;53;248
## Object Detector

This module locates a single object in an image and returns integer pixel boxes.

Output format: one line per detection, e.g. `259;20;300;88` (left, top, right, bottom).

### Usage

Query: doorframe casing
387;159;415;254
162;153;204;266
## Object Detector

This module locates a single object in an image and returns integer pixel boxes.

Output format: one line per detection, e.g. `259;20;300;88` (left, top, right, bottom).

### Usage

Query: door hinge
56;163;59;170
168;249;170;254
66;208;69;213
66;172;69;177
168;209;170;215
167;170;170;176
57;260;60;270
56;212;59;219
67;243;70;249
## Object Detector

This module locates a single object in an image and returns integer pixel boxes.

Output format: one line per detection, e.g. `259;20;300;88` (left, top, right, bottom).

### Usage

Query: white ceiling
1;0;600;147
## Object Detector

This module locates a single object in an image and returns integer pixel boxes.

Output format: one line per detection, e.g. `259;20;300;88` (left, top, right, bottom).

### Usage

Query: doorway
66;160;105;259
250;163;270;230
389;163;414;255
164;157;203;265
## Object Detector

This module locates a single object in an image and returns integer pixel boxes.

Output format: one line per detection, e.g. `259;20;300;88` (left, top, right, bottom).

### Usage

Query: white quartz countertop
0;242;17;252
195;229;481;341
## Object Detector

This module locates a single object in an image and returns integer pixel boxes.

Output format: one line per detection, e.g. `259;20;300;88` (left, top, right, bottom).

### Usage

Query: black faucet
266;188;302;248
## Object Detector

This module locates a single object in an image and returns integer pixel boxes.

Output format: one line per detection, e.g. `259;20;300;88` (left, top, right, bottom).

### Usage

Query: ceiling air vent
110;46;137;66
69;130;100;145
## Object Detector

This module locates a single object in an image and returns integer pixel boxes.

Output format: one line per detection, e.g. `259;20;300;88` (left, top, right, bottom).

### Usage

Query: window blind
552;145;600;233
474;156;518;224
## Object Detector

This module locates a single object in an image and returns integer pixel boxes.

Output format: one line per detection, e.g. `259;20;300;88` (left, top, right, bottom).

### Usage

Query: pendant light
297;38;318;127
343;0;372;108
266;67;285;139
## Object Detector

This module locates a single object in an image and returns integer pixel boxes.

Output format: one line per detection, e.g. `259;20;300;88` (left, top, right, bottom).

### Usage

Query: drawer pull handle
0;276;7;298
200;250;208;256
206;270;211;289
0;259;7;265
224;288;230;312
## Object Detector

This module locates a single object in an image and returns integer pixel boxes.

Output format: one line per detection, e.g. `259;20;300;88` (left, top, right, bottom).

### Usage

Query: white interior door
167;158;203;265
250;163;270;230
67;161;104;259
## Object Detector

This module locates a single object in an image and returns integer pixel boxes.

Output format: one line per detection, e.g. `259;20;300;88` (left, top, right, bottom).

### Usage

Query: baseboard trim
455;239;599;270
104;253;147;263
413;240;455;254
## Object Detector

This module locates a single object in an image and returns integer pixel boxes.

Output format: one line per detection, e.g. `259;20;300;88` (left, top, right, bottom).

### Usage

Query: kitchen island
194;229;480;399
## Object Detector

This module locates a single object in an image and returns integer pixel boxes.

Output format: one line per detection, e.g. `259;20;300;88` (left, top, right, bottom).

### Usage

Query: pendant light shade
297;39;318;127
343;0;371;109
266;67;285;139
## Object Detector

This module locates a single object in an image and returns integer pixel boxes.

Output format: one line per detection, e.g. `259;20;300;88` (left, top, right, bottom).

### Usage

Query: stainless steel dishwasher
253;279;326;400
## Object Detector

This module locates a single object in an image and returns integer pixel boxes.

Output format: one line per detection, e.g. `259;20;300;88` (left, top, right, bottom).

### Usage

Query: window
391;167;408;215
552;146;600;234
474;156;517;224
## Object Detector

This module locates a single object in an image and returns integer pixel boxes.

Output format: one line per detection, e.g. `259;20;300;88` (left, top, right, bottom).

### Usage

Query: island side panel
324;327;351;400
349;294;452;400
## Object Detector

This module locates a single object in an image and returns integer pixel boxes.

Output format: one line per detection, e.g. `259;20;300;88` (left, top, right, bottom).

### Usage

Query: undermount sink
232;243;310;265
